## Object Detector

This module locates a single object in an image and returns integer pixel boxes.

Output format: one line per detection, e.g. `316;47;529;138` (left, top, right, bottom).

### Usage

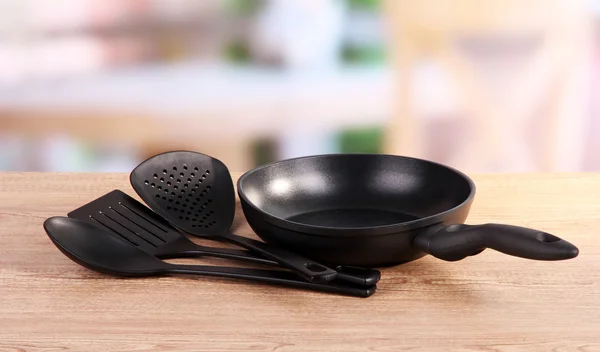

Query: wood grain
1;172;599;352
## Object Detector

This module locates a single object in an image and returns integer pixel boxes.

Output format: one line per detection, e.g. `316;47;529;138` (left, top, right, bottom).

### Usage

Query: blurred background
0;0;598;173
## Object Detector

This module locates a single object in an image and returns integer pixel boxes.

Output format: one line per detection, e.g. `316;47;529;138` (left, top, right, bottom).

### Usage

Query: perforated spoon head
130;151;236;237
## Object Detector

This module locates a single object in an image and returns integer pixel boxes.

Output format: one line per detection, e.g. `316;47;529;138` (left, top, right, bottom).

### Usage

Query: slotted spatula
44;216;376;298
68;189;380;286
129;151;346;284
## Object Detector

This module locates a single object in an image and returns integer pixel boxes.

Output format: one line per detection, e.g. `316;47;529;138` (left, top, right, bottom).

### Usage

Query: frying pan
236;154;579;267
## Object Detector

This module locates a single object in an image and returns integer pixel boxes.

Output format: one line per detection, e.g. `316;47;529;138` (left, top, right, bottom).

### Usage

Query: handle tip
540;233;579;260
363;286;377;298
562;243;579;259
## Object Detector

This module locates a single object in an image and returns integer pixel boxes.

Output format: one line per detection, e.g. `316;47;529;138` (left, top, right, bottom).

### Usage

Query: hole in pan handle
412;223;579;262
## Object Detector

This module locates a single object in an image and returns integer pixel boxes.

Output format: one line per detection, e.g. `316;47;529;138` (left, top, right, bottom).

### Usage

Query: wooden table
1;173;599;351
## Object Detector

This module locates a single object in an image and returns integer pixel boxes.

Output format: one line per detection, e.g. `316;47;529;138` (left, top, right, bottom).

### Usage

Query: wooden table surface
1;172;599;352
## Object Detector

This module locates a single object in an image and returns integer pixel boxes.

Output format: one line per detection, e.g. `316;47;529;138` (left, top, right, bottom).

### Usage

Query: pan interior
240;154;472;229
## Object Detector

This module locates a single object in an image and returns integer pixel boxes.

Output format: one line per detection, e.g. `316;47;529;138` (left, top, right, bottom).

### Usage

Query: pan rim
237;153;476;236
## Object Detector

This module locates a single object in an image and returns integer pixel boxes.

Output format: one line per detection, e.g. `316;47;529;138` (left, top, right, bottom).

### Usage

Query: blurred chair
383;0;593;172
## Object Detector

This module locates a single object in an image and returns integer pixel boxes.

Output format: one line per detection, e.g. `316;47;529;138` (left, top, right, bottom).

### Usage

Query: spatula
44;216;376;297
68;190;380;286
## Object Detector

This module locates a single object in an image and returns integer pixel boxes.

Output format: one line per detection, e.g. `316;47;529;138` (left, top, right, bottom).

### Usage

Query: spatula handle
165;264;375;298
156;241;380;286
220;232;339;283
155;244;277;265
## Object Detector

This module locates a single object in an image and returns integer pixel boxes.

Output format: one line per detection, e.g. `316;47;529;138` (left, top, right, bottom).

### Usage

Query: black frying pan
236;154;579;267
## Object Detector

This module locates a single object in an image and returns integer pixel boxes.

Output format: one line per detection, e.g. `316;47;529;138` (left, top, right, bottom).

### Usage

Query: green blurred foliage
341;44;385;65
251;138;278;166
225;0;265;16
224;39;251;64
346;0;382;12
337;126;383;153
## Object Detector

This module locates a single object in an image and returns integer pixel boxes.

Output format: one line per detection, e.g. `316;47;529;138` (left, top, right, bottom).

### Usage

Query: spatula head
43;216;166;276
130;151;236;237
68;190;192;257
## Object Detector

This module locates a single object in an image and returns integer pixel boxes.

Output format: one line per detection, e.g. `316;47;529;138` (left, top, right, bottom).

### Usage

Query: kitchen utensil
68;190;380;286
43;216;376;298
129;151;344;283
237;154;580;267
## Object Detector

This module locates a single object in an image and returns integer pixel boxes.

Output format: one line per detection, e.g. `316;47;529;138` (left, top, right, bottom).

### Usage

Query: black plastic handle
154;240;278;265
412;223;579;261
334;265;381;287
165;263;376;298
154;241;380;286
220;232;339;283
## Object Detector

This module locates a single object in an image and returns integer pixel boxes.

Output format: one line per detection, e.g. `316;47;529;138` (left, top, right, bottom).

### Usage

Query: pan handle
412;223;579;261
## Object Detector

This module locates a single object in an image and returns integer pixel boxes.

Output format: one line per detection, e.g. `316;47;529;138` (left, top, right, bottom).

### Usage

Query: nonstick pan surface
237;154;579;267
